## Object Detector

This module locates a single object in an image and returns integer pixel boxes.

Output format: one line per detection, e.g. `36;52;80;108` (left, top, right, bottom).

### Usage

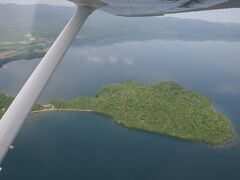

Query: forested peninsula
0;81;235;145
50;81;234;145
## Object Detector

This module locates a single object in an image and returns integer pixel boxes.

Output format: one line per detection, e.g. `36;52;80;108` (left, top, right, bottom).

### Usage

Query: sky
0;0;239;23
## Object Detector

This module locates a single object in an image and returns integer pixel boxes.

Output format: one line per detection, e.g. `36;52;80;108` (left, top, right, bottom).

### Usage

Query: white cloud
123;58;134;66
75;47;136;66
77;48;117;65
108;55;118;65
80;50;103;64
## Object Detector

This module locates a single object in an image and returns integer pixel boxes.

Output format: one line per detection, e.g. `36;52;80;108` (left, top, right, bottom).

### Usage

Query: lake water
0;38;240;180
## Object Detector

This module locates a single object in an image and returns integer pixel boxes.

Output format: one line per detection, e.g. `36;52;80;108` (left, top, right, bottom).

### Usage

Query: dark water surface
0;39;240;180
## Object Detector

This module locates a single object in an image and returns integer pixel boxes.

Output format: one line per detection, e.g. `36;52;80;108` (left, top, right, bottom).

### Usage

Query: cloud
80;50;103;64
75;47;136;66
77;48;118;65
214;84;240;96
108;55;118;65
123;58;134;66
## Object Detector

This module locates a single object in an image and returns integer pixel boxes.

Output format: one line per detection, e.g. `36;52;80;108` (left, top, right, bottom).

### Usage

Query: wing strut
0;6;94;166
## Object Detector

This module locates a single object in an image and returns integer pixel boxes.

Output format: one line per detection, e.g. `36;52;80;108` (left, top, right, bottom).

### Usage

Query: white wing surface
69;0;240;16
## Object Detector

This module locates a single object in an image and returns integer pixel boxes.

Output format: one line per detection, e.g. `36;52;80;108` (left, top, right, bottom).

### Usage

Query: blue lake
0;39;240;180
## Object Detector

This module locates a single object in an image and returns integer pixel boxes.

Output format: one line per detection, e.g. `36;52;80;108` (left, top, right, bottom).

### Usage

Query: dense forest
0;81;235;145
51;81;235;145
0;93;44;118
0;93;14;118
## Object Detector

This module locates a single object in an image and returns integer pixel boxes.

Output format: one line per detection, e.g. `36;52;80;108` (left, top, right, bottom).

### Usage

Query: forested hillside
51;81;234;145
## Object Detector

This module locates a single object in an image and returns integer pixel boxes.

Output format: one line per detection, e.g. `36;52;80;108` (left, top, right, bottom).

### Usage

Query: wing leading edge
69;0;240;17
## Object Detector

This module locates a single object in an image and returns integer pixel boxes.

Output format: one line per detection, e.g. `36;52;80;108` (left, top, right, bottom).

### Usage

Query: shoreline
31;108;93;114
30;106;236;148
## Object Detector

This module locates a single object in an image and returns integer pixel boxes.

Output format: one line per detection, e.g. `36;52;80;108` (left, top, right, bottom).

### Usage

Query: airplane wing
0;6;94;167
0;0;239;168
69;0;240;17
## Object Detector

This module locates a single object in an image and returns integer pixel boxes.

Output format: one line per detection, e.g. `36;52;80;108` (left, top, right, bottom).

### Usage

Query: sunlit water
0;39;240;180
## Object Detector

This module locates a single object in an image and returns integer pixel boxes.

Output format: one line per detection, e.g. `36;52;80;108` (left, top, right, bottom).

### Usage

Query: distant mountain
0;4;73;41
0;4;240;42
